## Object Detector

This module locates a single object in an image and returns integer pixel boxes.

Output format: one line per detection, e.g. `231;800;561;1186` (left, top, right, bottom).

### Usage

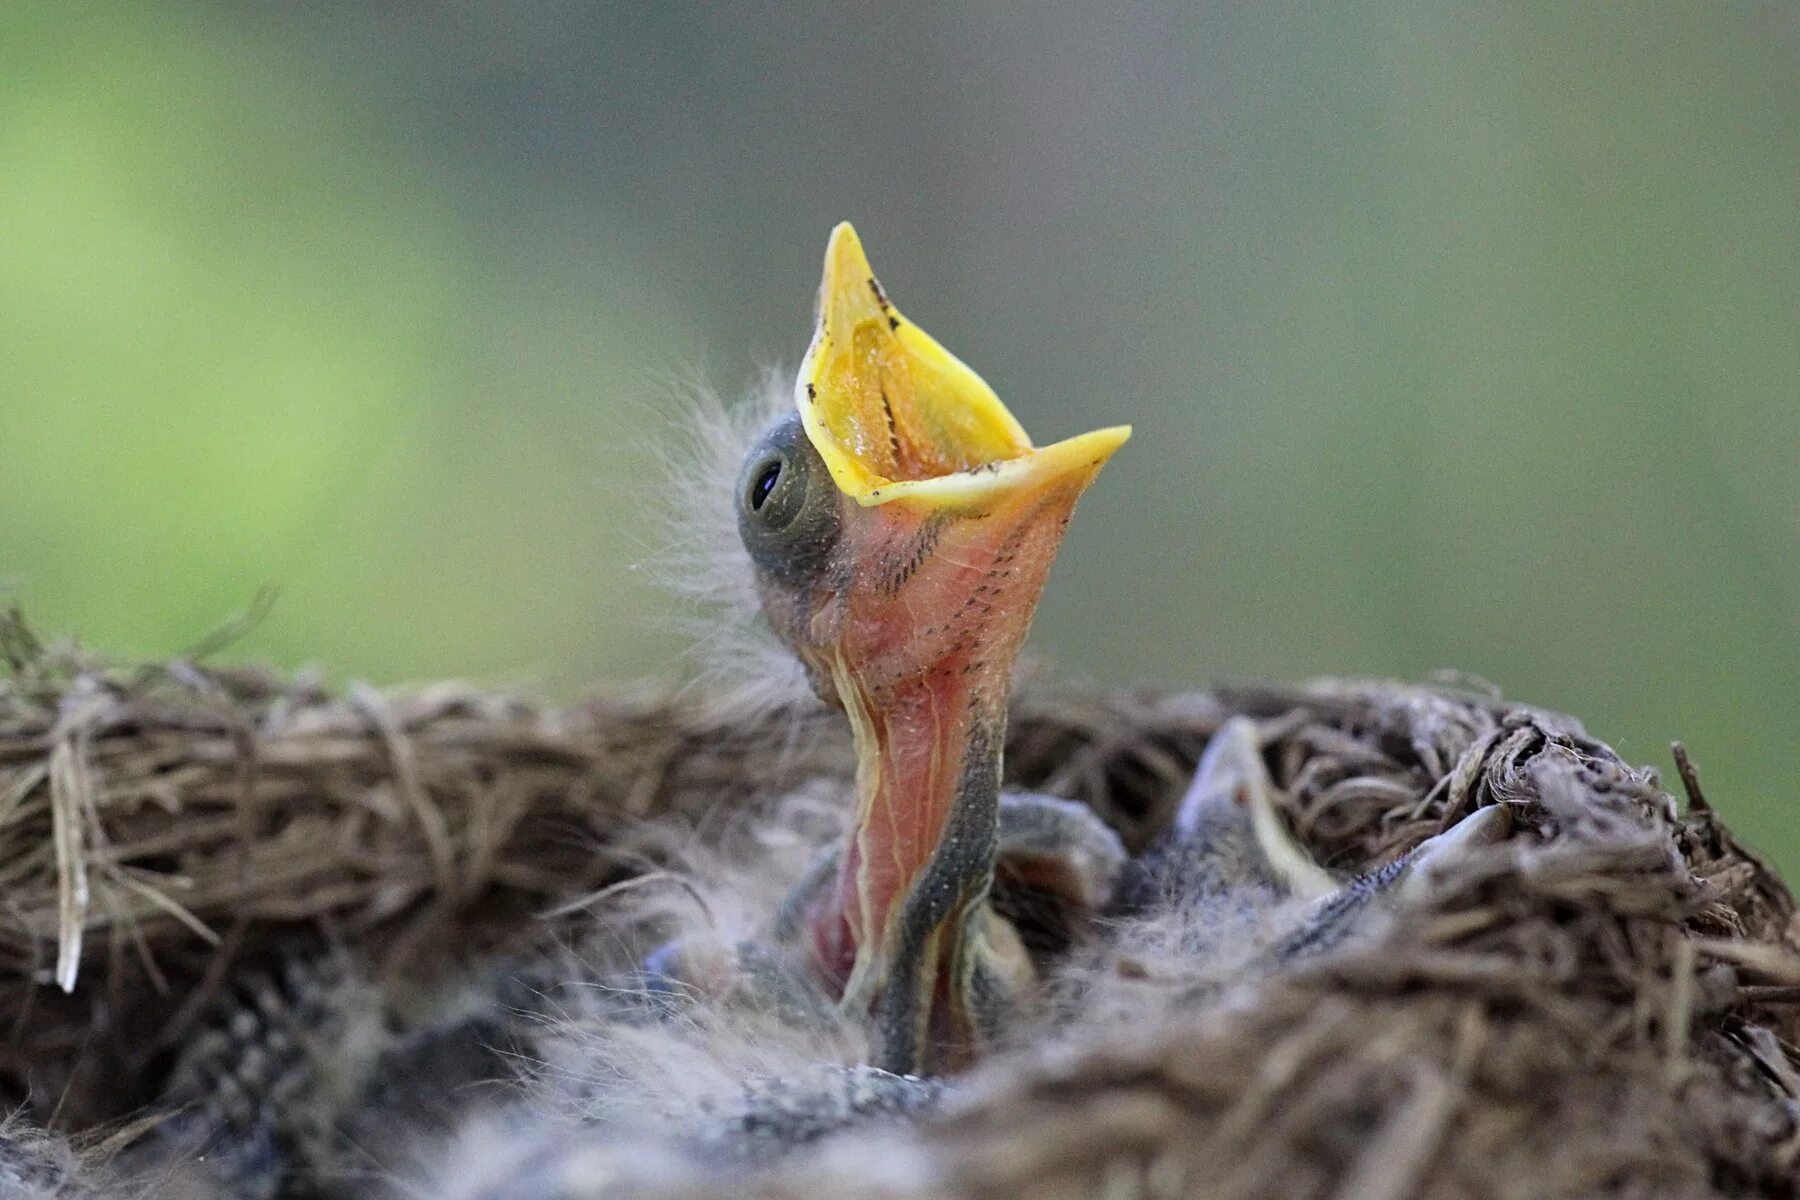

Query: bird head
735;223;1128;1052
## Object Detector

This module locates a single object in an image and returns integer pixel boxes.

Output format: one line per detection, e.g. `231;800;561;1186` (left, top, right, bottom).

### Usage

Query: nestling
651;222;1133;1075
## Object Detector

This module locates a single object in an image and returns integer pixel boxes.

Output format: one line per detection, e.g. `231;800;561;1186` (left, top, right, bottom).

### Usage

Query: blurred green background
3;5;1794;868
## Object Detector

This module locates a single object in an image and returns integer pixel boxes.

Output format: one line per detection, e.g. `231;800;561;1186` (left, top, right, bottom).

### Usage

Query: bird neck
813;658;1006;1012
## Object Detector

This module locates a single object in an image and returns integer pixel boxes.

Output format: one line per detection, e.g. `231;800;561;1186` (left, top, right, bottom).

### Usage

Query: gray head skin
1093;717;1512;1012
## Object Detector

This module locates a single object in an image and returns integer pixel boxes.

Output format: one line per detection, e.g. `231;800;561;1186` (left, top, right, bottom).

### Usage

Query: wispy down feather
637;371;810;714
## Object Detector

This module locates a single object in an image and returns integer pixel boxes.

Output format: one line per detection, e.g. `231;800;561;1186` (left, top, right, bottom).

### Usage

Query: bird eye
736;414;841;584
749;460;782;511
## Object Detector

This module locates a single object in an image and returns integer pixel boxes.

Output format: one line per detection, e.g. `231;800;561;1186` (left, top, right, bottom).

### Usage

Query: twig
1670;742;1709;815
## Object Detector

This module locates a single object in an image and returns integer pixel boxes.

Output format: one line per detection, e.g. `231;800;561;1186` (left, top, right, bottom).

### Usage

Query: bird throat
811;655;1005;1022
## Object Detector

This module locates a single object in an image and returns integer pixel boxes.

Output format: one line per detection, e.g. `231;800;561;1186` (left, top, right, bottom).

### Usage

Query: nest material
1;619;1798;1198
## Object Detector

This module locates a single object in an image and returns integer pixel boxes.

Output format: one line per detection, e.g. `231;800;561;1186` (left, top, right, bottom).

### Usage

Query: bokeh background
4;5;1795;868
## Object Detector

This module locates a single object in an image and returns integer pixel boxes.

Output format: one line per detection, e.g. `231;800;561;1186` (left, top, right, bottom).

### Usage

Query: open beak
798;222;1131;509
791;224;1129;1020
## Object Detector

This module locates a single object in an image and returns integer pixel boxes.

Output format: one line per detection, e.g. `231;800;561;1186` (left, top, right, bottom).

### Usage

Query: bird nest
1;612;1797;1198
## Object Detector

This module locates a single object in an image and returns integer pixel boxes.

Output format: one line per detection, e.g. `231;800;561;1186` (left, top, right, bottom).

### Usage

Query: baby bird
649;222;1131;1075
1081;716;1512;1021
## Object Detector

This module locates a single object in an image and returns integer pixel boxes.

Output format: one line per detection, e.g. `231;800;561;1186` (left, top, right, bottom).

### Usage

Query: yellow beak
796;222;1131;507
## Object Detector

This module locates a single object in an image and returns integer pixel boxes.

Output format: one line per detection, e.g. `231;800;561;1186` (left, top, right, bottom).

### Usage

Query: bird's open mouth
796;222;1130;509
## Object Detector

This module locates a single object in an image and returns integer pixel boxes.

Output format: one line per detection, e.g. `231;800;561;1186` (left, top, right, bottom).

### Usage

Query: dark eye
749;460;782;511
735;413;840;585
